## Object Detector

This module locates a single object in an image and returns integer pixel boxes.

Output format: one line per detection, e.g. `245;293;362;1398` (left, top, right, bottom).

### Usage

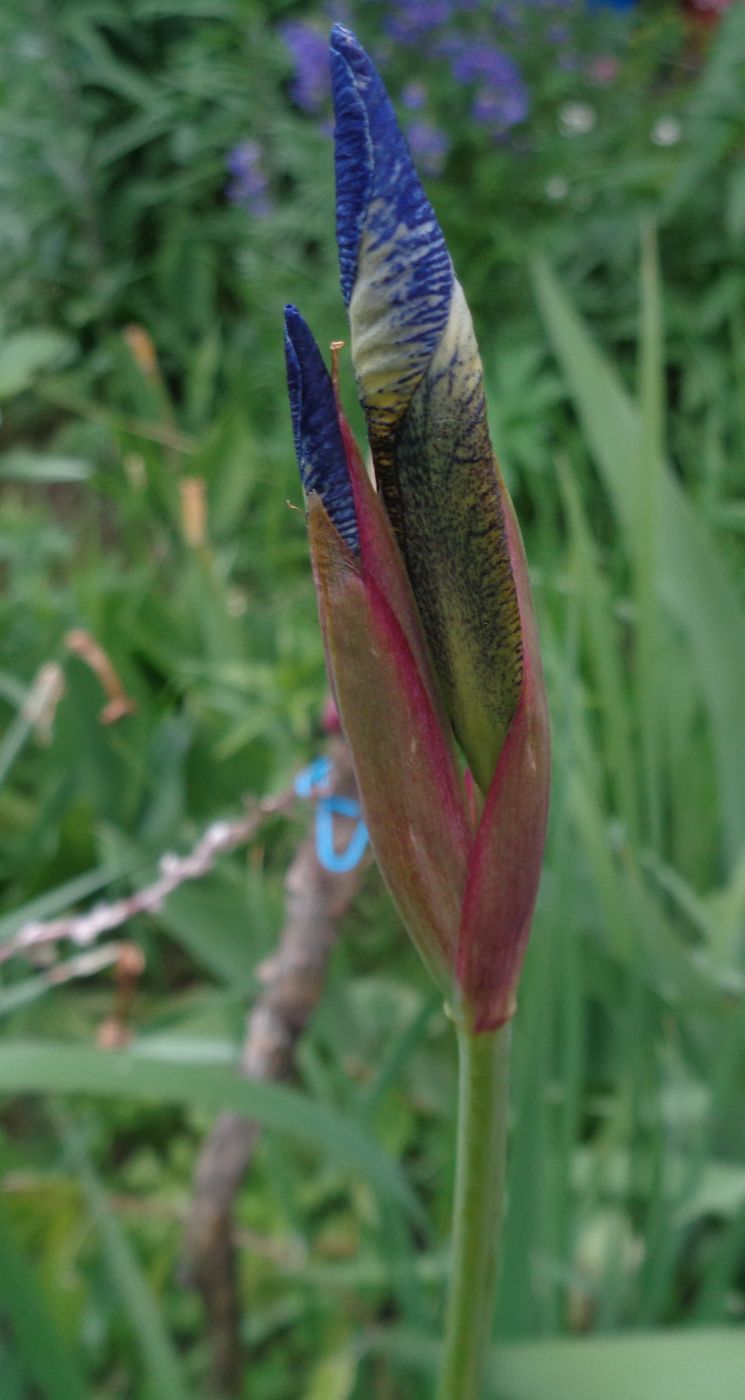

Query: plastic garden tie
294;755;332;798
316;797;369;873
294;756;369;873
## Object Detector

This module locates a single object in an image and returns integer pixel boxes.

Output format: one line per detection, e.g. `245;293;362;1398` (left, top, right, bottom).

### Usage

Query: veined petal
394;353;523;793
284;303;359;554
455;496;551;1031
308;493;470;988
330;24;453;436
330;28;523;789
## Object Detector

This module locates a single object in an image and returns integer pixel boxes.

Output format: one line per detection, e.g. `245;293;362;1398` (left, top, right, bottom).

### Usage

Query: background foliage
1;1;745;1396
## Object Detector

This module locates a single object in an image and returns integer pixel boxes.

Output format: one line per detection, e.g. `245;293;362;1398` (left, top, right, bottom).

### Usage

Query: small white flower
546;176;569;202
559;102;596;137
651;116;682;148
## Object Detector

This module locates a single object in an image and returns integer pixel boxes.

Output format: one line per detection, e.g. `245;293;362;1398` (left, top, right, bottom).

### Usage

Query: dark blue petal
283;305;359;554
330;24;453;369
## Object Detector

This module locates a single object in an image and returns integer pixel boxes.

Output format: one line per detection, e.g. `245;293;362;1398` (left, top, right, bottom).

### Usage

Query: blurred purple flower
226;140;272;217
446;39;521;89
440;37;530;132
385;1;453;44
401;79;428;111
473;83;529;131
490;2;522;31
279;20;329;113
406;118;449;175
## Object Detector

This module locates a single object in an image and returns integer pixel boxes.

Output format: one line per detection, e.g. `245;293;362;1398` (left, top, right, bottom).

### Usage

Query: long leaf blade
533;258;745;863
0;1042;422;1223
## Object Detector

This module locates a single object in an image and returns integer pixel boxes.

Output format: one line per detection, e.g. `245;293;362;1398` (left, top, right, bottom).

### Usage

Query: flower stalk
438;1023;511;1400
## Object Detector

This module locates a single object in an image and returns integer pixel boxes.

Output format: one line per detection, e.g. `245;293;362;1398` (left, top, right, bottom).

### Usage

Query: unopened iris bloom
284;26;550;1032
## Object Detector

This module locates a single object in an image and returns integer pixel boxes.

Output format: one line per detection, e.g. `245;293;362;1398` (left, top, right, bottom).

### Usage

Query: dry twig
0;789;295;967
65;629;138;724
180;737;367;1395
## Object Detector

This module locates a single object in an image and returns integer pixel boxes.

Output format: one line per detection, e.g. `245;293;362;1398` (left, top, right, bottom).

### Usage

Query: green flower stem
437;1021;511;1400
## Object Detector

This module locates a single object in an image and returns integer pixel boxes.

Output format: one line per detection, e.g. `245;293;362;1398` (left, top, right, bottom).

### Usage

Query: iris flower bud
284;28;550;1031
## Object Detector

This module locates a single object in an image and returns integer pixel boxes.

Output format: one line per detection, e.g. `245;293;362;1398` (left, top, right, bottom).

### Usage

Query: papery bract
285;307;470;991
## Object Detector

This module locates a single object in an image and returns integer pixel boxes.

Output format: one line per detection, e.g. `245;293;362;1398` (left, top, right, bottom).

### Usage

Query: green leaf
0;1339;25;1400
0;330;72;397
0;449;91;483
0;1201;87;1400
533;259;745;864
493;1330;745;1400
0;1042;423;1224
143;877;260;985
303;1343;358;1400
365;1326;745;1400
57;1115;193;1400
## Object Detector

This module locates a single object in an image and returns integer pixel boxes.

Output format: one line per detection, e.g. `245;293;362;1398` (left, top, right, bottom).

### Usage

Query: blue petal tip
329;23;359;58
329;26;453;349
330;29;376;306
283;307;359;554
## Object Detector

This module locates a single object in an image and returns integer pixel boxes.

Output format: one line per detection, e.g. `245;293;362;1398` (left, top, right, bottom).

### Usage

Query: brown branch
180;737;367;1395
0;789;295;967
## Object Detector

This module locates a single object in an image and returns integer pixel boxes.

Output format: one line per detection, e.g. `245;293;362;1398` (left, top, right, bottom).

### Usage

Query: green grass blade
635;221;664;845
557;455;639;839
533;258;745;864
360;990;441;1116
57;1114;193;1400
364;1326;745;1400
0;1200;88;1400
490;1329;745;1400
0;1339;26;1400
0;705;38;791
0;1041;423;1224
